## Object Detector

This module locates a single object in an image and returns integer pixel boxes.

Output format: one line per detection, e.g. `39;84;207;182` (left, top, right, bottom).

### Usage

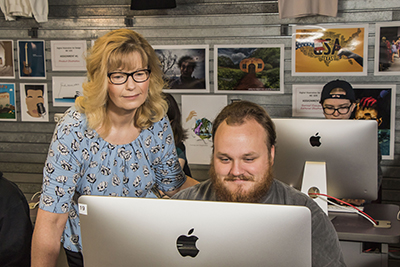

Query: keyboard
327;204;364;213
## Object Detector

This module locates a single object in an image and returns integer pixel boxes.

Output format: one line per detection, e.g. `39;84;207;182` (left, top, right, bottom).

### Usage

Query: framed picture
51;40;87;71
181;95;228;164
292;83;396;160
52;76;86;107
0;40;15;79
374;22;400;76
0;83;16;121
17;40;46;79
153;45;209;93
20;83;49;122
214;44;284;94
292;24;368;76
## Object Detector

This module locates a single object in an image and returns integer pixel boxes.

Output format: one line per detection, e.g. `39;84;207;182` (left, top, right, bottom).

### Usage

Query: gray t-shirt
172;179;346;267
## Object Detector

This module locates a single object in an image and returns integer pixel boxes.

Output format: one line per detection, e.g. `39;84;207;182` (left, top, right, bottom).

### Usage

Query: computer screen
272;119;378;203
78;196;312;267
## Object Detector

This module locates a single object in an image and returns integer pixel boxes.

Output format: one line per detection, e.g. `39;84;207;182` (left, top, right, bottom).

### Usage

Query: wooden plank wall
0;0;399;206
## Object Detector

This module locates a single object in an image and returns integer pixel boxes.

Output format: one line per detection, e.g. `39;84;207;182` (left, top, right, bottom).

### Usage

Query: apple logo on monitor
176;228;200;257
309;132;321;147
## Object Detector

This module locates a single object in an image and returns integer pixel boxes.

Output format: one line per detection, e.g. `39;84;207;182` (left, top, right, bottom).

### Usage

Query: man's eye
244;158;254;162
219;158;230;162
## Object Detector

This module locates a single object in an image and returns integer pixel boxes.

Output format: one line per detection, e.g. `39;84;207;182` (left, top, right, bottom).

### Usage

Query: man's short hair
25;85;44;96
212;100;276;152
319;79;356;104
178;55;196;69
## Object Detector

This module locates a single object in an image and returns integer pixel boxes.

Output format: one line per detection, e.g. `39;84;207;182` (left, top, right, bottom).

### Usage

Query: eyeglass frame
107;69;151;85
322;105;352;115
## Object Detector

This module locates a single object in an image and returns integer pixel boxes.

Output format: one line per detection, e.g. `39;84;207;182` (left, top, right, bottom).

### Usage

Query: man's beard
210;160;274;203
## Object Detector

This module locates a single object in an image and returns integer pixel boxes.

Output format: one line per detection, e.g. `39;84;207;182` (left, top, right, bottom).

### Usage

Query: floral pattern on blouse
39;107;185;252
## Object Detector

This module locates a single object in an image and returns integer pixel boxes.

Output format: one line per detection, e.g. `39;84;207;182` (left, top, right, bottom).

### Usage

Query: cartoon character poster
17;40;46;79
20;83;49;122
214;44;284;94
292;24;368;76
0;83;16;121
181;95;227;164
352;85;396;160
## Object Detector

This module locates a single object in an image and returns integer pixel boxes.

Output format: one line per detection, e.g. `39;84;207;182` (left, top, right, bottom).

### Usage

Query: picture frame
292;24;368;76
50;40;87;71
19;83;49;122
214;44;284;94
17;40;46;79
374;22;400;76
153;45;209;93
0;83;16;121
181;95;228;164
52;76;86;107
0;40;15;79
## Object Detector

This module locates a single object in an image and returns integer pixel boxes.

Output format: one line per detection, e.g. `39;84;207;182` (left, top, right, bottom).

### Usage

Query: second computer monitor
273;118;378;201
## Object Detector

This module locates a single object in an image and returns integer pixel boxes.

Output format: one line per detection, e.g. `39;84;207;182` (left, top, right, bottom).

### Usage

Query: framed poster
181;95;228;164
52;76;86;107
292;84;324;118
20;83;49;122
374;22;400;76
51;40;87;71
292;83;396;160
17;40;46;79
153;45;209;93
214;44;284;94
0;83;16;121
0;40;15;79
292;24;368;76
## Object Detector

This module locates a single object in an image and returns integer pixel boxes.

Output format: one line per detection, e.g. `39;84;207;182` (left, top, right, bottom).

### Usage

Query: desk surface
331;203;400;244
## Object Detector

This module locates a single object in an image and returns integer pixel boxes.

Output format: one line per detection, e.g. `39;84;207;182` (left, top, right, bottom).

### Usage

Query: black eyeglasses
107;69;151;85
323;105;352;115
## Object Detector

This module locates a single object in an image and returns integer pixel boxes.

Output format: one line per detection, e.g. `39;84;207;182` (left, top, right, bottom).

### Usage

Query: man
320;79;382;203
169;55;205;89
172;100;346;266
319;79;356;120
0;171;33;267
25;84;45;118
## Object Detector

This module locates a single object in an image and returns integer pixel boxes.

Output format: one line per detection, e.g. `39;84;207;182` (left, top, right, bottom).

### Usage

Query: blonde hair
75;28;167;136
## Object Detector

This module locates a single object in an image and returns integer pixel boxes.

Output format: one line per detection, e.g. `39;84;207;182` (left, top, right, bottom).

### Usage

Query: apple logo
176;228;200;257
309;132;321;147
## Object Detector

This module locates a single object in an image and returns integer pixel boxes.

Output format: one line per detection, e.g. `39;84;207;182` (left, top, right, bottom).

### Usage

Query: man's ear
270;145;275;165
350;102;356;113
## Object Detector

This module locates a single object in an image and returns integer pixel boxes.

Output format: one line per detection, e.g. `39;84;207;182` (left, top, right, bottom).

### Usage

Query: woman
31;29;198;267
163;93;192;177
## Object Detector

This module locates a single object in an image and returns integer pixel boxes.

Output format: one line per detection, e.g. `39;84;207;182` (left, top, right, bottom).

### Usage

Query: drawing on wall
214;44;284;94
181;95;228;164
20;83;49;122
292;24;368;76
0;40;15;79
51;40;87;71
0;83;16;121
374;22;400;76
52;76;86;107
153;45;209;93
292;84;396;160
18;40;46;79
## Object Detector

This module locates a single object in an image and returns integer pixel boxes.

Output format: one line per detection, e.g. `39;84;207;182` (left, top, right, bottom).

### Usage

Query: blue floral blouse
39;107;186;252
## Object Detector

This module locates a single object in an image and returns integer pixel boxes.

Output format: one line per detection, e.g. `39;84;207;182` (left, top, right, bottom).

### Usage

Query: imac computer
78;196;312;267
272;118;378;213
